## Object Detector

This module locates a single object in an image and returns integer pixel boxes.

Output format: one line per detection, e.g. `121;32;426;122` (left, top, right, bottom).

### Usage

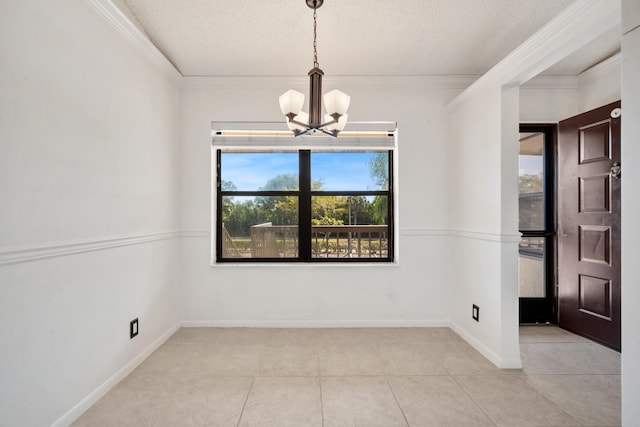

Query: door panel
558;100;621;351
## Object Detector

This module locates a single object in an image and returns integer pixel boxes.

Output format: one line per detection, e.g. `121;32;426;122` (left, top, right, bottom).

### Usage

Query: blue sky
221;152;384;191
519;154;543;176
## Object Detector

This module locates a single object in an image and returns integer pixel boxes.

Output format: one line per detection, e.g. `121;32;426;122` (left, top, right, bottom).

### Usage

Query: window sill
210;260;400;268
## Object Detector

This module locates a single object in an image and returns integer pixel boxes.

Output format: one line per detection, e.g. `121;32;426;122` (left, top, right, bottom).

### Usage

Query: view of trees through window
518;140;544;231
518;131;546;298
216;150;393;261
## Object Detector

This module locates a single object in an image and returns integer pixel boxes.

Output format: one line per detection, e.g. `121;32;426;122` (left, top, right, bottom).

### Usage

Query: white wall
446;85;521;368
578;55;622;113
178;78;465;326
520;55;621;125
520;79;579;122
0;1;181;425
621;0;640;422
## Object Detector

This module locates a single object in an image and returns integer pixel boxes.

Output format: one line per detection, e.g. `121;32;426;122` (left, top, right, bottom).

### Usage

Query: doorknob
611;162;621;180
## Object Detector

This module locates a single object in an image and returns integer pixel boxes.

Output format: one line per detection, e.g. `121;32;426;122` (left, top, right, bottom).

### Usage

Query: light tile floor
73;326;621;426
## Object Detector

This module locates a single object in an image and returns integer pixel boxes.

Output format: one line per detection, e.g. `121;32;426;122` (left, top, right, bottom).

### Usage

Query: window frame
215;148;395;263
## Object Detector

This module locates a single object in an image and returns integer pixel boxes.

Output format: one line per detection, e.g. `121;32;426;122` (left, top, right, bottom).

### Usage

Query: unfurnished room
1;0;639;426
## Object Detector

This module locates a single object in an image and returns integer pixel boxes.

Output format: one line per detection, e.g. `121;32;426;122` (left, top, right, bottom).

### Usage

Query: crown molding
578;52;622;86
521;75;578;89
86;0;619;98
449;0;621;109
181;75;478;90
86;0;183;86
84;1;485;92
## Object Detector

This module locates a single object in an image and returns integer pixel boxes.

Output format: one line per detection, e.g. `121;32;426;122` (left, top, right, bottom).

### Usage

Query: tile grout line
234;377;255;427
318;375;325;427
385;376;411;427
318;349;325;427
449;375;498;427
517;374;587;426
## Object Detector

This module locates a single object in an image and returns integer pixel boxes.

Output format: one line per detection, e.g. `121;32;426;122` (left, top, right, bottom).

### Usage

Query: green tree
346;196;371;225
224;198;261;236
312;195;346;223
255;174;298;212
257;174;323;224
311;216;344;225
260;174;299;191
221;180;237;191
225;174;328;234
519;174;543;193
368;153;389;224
221;181;238;218
368;153;389;189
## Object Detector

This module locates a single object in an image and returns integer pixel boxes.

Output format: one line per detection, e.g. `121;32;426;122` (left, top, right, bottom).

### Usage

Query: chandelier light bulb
279;90;305;117
324;90;351;116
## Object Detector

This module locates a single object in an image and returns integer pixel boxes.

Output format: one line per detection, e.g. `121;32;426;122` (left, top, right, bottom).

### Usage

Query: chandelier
278;0;351;137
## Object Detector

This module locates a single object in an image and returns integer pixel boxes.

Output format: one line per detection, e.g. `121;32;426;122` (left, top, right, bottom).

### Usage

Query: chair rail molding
0;231;180;267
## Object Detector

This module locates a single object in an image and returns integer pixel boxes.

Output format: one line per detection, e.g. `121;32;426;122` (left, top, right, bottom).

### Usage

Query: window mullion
216;149;223;261
299;150;312;260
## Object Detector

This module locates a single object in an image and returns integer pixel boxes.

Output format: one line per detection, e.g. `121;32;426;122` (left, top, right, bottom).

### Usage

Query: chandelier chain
313;6;318;68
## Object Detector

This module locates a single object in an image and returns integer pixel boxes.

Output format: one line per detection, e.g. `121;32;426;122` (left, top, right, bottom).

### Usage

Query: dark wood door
558;100;621;351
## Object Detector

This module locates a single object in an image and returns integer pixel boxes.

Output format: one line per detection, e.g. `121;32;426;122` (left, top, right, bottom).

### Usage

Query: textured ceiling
118;0;619;77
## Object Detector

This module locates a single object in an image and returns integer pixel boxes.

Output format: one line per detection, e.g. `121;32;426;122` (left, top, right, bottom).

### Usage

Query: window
518;124;556;324
216;149;394;262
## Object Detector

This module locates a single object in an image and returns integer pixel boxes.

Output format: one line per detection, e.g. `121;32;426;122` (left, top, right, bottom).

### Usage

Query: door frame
518;123;558;324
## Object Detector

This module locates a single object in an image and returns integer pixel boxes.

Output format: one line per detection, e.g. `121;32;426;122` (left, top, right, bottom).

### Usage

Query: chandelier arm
289;125;338;138
289;118;312;129
285;112;342;130
294;127;314;137
316;127;339;137
317;118;339;128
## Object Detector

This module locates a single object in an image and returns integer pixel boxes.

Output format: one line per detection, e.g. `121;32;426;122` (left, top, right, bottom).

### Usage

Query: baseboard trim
52;322;181;427
181;319;451;328
498;357;524;369
449;321;522;369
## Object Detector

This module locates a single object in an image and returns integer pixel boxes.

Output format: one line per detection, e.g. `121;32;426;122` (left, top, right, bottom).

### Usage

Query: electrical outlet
472;304;479;322
130;318;139;339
